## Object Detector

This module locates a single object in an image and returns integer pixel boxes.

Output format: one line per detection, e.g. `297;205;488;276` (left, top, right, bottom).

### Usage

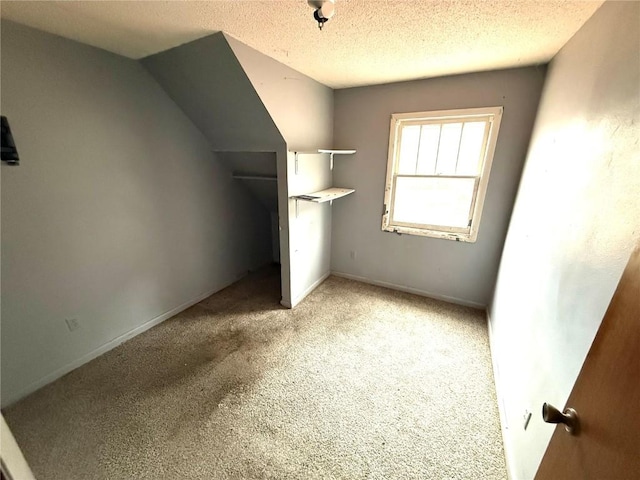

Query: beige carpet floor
4;267;507;479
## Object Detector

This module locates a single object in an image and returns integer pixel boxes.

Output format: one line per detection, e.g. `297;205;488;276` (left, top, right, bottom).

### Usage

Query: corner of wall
486;305;516;480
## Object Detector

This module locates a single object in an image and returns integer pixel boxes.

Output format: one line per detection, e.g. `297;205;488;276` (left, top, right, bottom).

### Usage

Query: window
382;106;502;242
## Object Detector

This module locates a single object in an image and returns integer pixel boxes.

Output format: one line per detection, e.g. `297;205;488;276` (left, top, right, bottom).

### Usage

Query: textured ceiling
0;0;604;88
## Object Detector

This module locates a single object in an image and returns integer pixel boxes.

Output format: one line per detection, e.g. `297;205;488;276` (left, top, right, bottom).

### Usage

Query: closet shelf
293;187;355;203
317;149;356;155
294;149;356;171
295;149;356;155
232;174;277;181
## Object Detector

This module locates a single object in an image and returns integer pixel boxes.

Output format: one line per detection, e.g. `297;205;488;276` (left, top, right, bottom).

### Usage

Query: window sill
382;224;478;243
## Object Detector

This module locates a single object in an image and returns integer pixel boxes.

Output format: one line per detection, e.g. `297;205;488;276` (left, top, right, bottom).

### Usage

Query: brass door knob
542;403;579;435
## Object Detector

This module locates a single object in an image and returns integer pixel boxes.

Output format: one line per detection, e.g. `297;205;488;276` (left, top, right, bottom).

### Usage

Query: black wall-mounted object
1;116;20;165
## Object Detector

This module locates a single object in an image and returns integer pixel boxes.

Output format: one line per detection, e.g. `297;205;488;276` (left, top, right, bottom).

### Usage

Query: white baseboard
486;307;516;480
288;271;331;309
1;282;231;408
330;271;486;309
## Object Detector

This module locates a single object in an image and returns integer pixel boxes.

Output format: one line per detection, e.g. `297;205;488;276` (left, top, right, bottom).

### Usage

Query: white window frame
382;106;503;243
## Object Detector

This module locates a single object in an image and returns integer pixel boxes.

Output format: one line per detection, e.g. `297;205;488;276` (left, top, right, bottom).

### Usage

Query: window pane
435;123;463;175
457;121;487;175
397;125;420;174
392;176;476;228
416;124;440;175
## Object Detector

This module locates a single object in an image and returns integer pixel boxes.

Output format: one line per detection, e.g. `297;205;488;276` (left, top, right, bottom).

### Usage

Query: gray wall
287;152;333;306
0;21;272;406
141;34;293;307
216;152;278;212
216;151;279;264
489;2;640;478
226;35;335;307
225;35;333;151
331;67;546;307
141;33;284;152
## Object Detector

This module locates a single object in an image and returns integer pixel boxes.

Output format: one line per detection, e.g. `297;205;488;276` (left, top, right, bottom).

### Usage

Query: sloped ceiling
141;32;284;152
0;1;604;88
140;33;283;214
225;34;333;152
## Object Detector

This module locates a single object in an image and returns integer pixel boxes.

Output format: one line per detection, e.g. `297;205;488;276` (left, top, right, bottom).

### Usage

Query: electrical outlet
523;409;532;430
65;318;80;332
349;250;356;260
